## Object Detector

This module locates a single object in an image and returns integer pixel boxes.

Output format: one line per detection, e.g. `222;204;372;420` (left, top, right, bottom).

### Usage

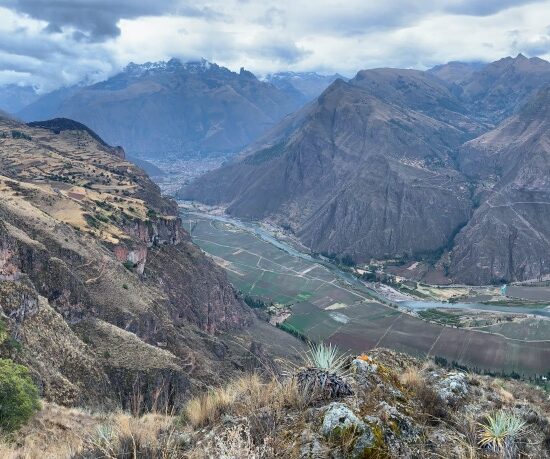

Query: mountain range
180;54;550;285
14;59;337;159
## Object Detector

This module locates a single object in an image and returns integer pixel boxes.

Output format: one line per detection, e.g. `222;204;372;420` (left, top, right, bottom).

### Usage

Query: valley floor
179;204;550;377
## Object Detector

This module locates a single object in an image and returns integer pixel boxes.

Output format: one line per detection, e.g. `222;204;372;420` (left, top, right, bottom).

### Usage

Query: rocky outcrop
190;348;550;459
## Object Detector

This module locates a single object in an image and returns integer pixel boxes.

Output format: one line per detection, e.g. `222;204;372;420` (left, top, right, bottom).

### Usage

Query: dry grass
184;373;310;430
399;367;423;389
190;422;274;459
0;403;183;459
416;384;449;424
0;403;102;459
77;412;181;459
184;385;235;428
184;373;314;458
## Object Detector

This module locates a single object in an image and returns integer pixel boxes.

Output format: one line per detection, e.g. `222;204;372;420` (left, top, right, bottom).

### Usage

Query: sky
0;0;550;91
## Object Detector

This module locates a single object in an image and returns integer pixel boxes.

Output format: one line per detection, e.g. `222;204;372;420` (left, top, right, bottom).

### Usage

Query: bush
122;261;135;271
0;359;40;432
10;130;32;141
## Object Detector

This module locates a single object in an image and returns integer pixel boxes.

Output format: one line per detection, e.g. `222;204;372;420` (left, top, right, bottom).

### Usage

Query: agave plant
304;342;348;375
295;342;353;399
478;411;526;457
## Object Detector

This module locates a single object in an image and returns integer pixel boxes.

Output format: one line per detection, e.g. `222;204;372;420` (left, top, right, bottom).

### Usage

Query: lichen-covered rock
321;403;364;438
351;426;375;458
352;357;379;375
299;429;330;459
435;371;469;404
377;401;420;442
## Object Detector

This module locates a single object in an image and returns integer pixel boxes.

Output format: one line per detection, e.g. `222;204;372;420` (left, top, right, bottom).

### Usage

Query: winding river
180;206;550;319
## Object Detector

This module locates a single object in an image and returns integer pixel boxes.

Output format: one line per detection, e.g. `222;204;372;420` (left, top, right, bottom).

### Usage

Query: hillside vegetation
1;347;549;458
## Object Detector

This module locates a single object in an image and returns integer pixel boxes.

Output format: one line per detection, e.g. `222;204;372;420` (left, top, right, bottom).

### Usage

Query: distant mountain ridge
264;71;346;102
180;54;550;285
0;84;39;113
430;54;550;124
17;58;308;159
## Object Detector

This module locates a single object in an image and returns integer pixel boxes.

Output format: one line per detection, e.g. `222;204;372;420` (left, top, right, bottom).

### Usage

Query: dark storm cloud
3;0;219;41
0;0;549;89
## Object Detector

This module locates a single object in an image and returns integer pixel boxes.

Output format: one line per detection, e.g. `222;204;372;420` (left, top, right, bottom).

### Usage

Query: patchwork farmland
181;210;550;376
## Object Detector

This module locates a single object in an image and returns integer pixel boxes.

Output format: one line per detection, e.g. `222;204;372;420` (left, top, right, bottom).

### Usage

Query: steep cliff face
0;116;261;408
448;86;550;283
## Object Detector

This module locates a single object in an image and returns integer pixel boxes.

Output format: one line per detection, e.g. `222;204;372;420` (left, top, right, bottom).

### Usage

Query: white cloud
0;0;549;89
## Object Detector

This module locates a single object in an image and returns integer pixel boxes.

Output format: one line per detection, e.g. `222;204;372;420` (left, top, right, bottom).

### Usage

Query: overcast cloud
0;0;549;90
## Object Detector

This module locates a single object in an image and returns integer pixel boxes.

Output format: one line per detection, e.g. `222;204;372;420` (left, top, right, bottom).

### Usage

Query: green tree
0;359;40;432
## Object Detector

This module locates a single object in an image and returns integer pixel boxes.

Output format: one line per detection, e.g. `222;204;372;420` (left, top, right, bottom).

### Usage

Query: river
180;206;550;319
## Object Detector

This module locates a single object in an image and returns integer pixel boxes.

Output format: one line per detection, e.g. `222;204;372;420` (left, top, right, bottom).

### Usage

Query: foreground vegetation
1;345;549;458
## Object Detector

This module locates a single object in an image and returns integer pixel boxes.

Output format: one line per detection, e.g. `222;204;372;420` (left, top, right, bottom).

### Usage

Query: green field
181;211;550;376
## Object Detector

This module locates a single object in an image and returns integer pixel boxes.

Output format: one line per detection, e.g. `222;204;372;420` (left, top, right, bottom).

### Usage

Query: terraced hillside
0;115;298;409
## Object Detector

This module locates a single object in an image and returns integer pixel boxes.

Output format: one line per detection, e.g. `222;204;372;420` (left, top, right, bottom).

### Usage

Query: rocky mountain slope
0;115;296;410
448;86;550;283
433;54;550;124
180;55;550;284
179;71;475;263
17;59;305;159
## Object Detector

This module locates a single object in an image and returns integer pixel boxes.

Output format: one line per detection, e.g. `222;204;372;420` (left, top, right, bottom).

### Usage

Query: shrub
399;367;423;389
10;130;32;141
203;422;273;458
0;359;40;432
123;261;135;271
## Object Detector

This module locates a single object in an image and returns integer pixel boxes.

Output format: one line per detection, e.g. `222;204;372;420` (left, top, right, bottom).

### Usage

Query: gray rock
436;372;469;404
321;403;364;438
377;401;420;442
352;427;375;458
299;429;330;459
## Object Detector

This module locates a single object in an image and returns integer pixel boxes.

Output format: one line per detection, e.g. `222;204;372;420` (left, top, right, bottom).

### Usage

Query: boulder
321;402;364;438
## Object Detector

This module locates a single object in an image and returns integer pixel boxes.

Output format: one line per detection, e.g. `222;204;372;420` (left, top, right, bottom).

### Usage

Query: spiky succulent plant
478;411;526;455
304;342;348;375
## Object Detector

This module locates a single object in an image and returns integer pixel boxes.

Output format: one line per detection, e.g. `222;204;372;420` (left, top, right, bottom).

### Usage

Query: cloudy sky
1;0;550;90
